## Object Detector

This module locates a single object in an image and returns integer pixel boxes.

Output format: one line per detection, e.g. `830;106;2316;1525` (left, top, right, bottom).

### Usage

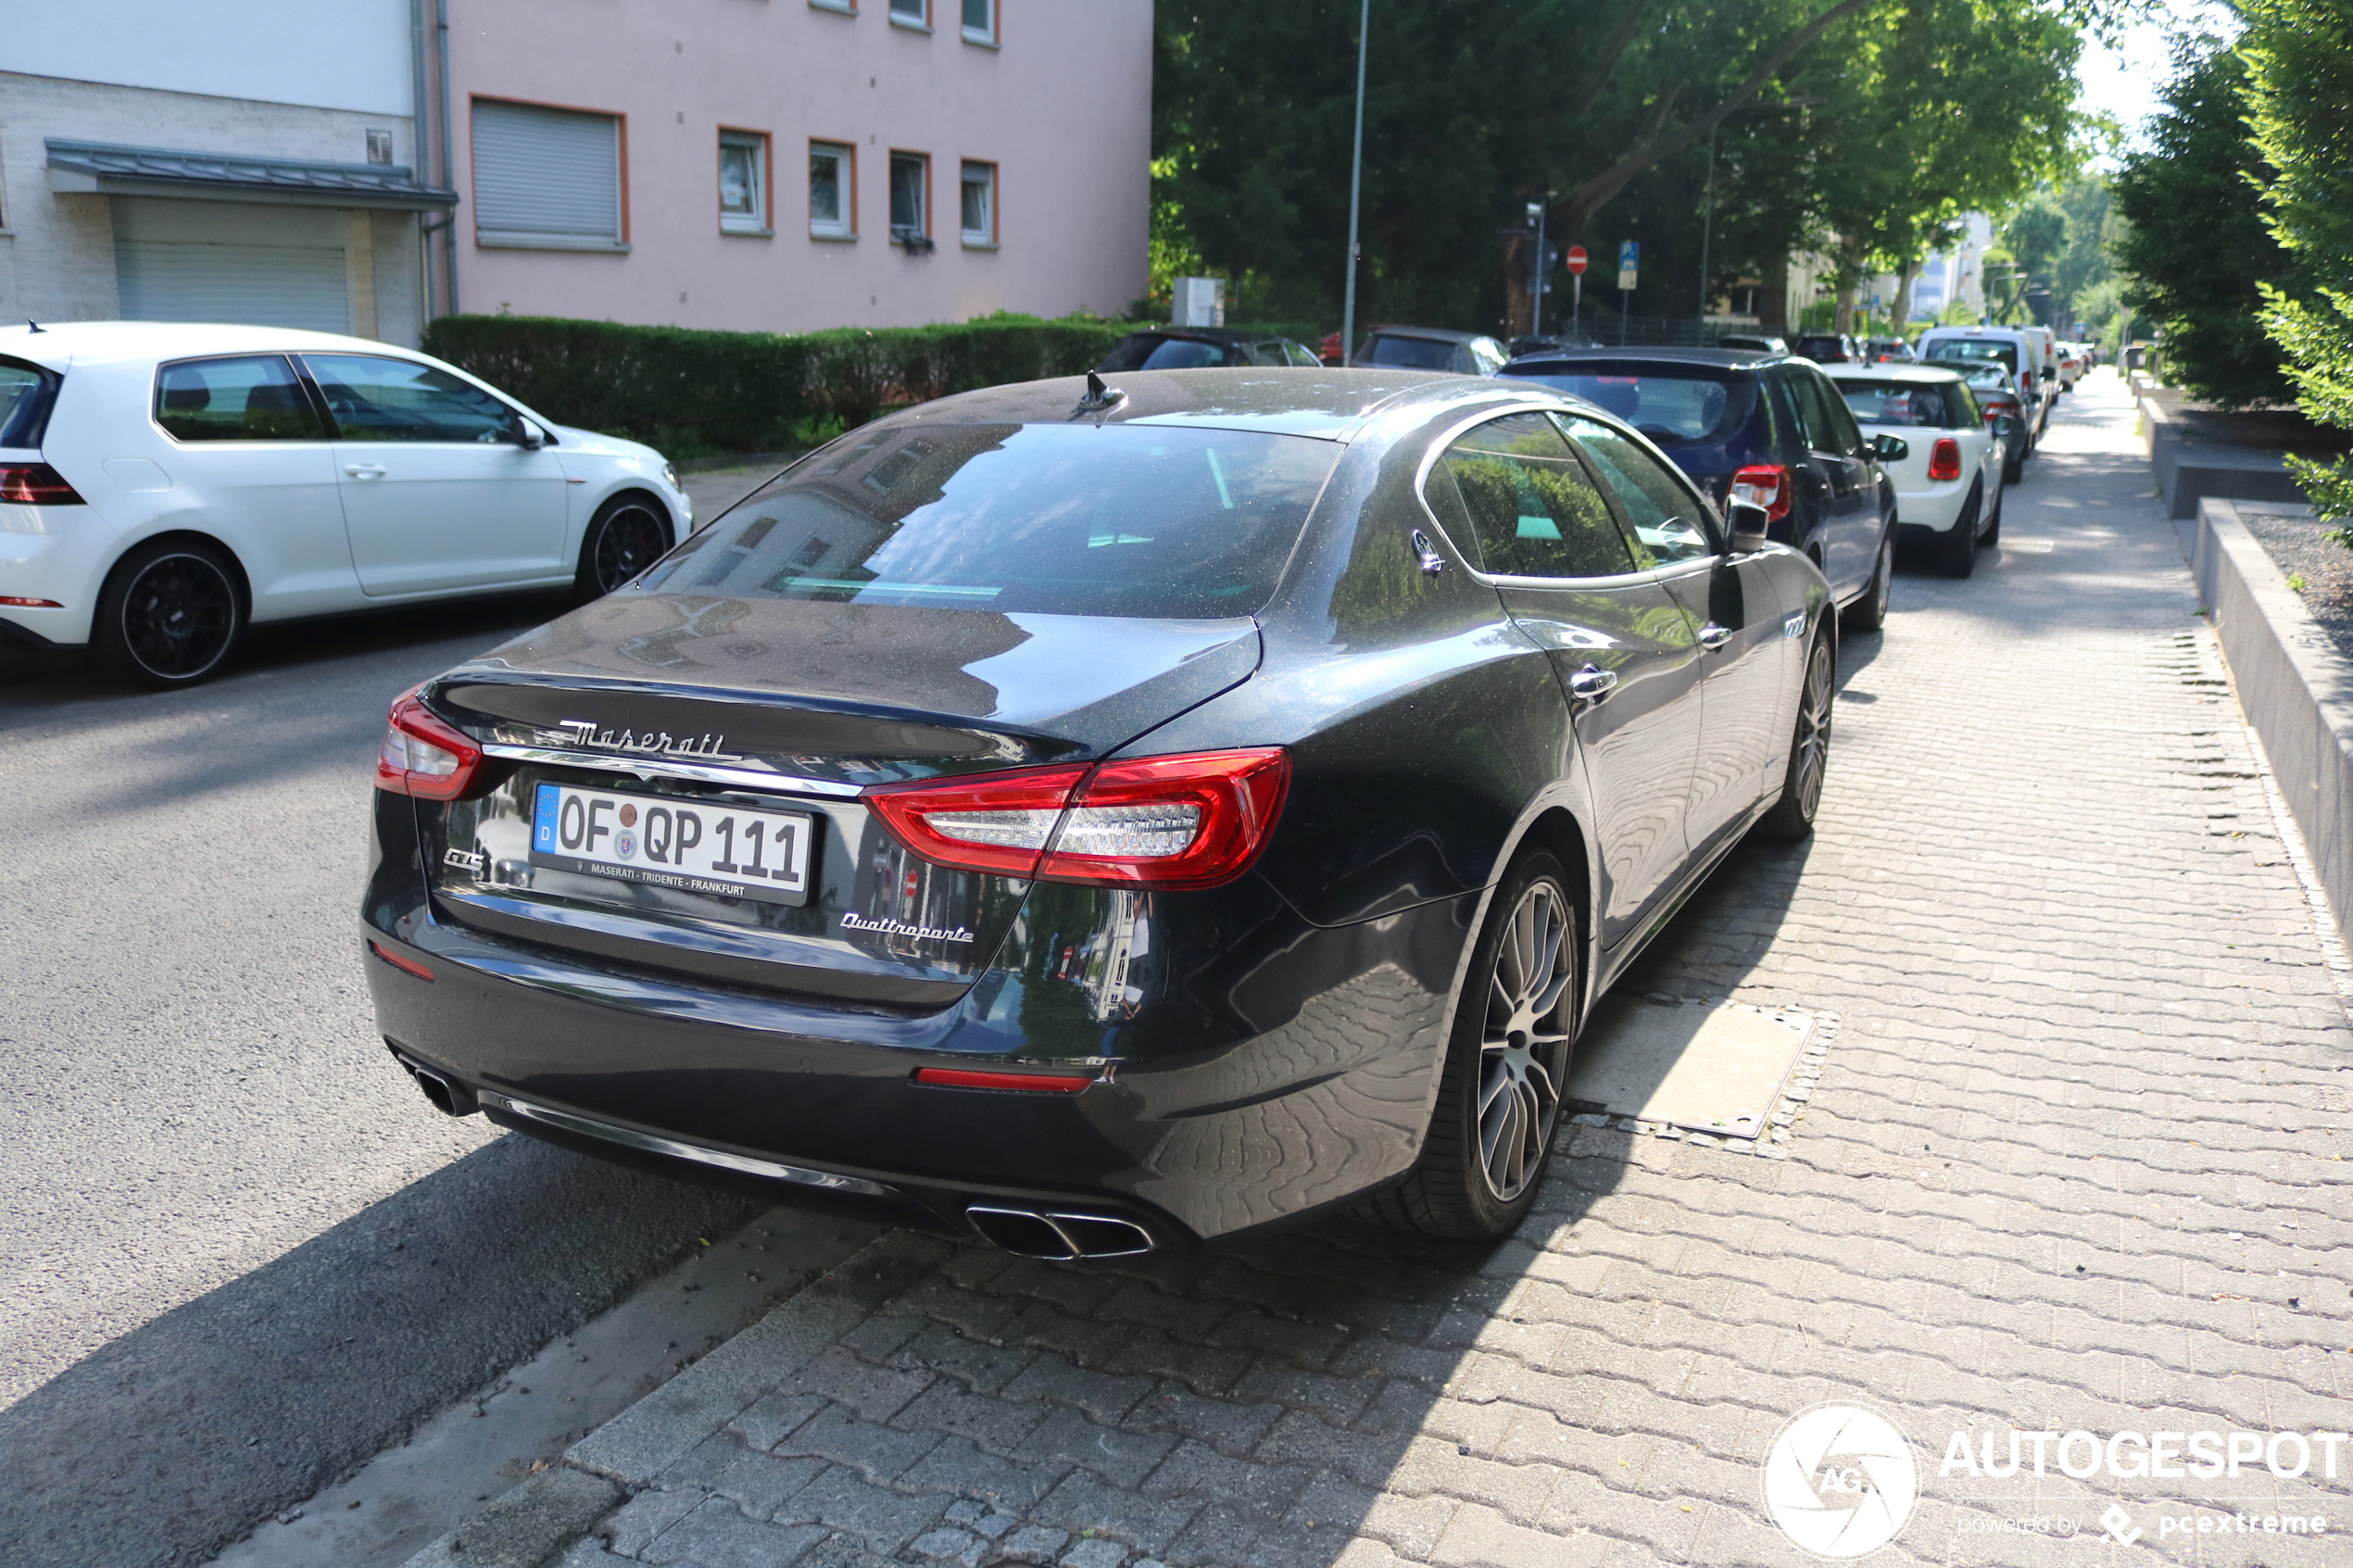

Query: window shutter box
472;101;625;251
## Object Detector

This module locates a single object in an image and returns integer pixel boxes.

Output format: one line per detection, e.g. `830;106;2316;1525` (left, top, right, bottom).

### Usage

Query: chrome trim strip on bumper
479;745;865;798
479;1091;894;1195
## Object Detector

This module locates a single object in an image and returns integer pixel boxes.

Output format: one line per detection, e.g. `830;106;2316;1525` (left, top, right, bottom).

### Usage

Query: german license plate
529;783;813;905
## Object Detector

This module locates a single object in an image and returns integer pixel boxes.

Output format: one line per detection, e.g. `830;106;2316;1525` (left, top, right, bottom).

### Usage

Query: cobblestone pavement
433;371;2353;1568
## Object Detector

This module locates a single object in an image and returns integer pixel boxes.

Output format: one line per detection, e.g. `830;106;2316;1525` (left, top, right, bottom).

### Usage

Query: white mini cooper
0;321;689;686
1823;362;2004;579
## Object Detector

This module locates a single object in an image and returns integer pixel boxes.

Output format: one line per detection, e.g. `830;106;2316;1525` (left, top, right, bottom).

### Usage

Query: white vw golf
0;321;690;686
1824;363;2004;579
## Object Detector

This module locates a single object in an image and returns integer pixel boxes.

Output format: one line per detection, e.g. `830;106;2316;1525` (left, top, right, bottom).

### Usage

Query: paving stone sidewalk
414;372;2353;1568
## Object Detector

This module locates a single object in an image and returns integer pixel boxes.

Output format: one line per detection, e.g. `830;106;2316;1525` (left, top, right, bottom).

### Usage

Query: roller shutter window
116;239;351;334
472;99;624;250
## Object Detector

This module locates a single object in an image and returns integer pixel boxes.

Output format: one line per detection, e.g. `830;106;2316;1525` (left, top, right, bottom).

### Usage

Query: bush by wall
422;312;1132;455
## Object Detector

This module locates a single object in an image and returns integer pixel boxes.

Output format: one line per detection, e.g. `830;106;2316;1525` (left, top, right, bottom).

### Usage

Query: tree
2111;38;2301;408
2240;0;2353;520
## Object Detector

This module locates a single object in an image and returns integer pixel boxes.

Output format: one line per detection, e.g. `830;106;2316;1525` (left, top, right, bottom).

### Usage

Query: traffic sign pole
1617;240;1640;345
1564;245;1588;337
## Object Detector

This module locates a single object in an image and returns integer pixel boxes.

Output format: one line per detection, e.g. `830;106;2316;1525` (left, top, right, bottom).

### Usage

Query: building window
959;160;996;246
889;152;930;248
472;98;626;251
365;130;395;166
810;142;854;239
889;0;928;26
809;0;854;10
961;0;996;42
719;131;769;233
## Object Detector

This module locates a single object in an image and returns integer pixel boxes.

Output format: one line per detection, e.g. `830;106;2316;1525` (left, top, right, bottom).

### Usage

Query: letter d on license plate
530;783;814;906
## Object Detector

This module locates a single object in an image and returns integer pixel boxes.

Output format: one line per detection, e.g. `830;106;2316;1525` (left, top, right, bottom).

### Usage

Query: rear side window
1834;380;1966;429
1497;363;1755;446
302;354;521;443
1437;412;1632;580
155;355;327;443
0;358;61;449
639;422;1338;618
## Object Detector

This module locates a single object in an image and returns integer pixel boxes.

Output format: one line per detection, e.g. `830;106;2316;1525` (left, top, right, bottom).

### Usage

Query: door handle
1697;622;1733;651
1567;663;1618;702
344;463;386;479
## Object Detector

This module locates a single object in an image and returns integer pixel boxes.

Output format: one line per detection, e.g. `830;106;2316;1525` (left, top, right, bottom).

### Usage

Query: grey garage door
116;239;351;334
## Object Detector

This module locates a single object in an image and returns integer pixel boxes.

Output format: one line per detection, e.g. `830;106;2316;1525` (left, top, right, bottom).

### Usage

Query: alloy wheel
591;504;670;595
1477;879;1576;1202
1792;635;1833;820
120;553;236;680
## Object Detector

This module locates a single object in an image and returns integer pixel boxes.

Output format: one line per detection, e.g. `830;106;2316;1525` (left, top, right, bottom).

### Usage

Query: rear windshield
1361;335;1458;371
1498;363;1755;445
1097;334;1234;371
0;358;60;449
639;423;1338;618
1834;379;1969;429
1925;339;2018;372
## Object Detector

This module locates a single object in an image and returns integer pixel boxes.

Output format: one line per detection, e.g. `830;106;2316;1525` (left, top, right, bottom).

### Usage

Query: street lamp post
1340;0;1370;368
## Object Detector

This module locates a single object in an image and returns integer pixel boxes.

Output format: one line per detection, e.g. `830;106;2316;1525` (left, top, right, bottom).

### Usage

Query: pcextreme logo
1760;1402;1921;1559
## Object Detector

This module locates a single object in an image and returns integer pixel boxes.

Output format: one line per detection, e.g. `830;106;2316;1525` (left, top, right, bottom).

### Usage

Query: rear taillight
1730;464;1792;522
1927;438;1963;482
1982;396;2018;420
375;686;486;799
0;463;83;505
866;747;1290;890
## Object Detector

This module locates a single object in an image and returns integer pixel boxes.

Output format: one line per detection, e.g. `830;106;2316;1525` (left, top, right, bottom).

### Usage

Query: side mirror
1726;498;1771;554
2041;367;2056;383
1869;433;1909;463
514;417;549;449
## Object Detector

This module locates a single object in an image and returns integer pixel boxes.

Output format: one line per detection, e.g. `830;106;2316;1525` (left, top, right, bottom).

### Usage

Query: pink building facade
437;0;1151;333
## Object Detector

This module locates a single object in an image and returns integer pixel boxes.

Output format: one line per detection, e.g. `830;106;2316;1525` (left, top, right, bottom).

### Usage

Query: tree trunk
1760;254;1791;333
1833;284;1856;335
1891;259;1919;335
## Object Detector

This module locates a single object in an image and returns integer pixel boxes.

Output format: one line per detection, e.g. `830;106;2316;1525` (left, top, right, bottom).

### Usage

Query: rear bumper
362;847;1473;1250
1891;477;1975;533
0;514;110;646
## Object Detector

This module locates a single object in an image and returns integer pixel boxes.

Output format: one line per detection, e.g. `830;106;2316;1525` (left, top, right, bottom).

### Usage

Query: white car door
301;352;569;596
149;353;358;616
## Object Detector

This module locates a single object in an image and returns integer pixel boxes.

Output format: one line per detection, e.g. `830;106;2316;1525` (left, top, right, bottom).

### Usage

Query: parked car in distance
1824;364;2003;577
364;368;1836;1255
1354;326;1510;375
1861;338;1916;364
1793;332;1859;364
1924;358;2032;483
1499;345;1899;632
1096;328;1323;371
1507;332;1603;358
2050;340;2082;391
1716;333;1789;354
0;321;688;688
1915;326;2051;442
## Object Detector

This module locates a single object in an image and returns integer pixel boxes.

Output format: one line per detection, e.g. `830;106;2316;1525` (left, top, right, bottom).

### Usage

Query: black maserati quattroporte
363;369;1832;1256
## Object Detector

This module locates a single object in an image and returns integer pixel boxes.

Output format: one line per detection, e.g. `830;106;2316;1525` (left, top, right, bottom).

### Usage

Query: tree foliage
2111;38;2301;408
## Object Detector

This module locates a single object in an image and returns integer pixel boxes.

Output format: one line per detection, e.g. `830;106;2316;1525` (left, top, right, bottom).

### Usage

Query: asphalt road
0;461;784;1568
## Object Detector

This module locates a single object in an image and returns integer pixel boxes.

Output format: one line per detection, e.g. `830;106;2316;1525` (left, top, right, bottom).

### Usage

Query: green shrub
422;312;1132;454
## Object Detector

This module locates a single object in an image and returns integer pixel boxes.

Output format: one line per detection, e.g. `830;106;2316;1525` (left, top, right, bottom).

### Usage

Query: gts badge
444;847;486;876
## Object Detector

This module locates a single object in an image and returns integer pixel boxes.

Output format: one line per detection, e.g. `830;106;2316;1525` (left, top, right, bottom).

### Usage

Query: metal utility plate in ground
1563;998;1813;1139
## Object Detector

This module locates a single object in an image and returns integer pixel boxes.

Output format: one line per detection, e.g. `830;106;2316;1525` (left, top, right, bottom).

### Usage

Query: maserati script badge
552;719;747;764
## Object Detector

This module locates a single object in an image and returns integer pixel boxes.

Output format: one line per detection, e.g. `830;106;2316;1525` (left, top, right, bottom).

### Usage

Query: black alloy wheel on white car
96;537;245;688
1374;850;1579;1239
578;493;673;599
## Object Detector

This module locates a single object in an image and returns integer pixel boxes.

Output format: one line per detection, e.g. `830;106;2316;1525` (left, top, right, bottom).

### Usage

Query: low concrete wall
2192;497;2353;946
2145;392;2312;519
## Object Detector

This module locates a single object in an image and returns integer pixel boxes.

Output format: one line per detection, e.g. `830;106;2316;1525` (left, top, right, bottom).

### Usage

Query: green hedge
422;312;1133;455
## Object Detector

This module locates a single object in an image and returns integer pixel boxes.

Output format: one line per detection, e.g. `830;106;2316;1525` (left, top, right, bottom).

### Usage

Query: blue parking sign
1617;241;1640;291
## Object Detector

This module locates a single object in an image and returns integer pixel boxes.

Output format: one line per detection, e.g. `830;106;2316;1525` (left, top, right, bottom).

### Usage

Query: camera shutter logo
1760;1402;1919;1558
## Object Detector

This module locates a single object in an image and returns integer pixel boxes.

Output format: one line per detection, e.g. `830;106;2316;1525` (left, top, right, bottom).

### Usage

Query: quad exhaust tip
967;1205;1155;1260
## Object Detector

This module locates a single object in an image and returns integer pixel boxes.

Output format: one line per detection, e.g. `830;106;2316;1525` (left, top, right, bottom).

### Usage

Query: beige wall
446;0;1151;332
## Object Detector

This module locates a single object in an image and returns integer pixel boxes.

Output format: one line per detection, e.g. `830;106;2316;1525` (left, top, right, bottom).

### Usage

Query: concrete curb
2190;496;2353;947
397;1467;623;1568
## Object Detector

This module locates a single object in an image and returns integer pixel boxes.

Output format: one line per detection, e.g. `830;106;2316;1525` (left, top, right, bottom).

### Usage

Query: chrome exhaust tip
966;1205;1155;1260
391;1048;478;1117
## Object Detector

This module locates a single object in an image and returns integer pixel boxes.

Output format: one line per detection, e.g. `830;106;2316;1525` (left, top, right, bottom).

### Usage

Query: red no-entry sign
1564;245;1589;276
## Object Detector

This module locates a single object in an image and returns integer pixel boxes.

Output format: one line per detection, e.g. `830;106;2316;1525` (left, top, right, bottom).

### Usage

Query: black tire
1937;487;1981;578
1981;480;2002;544
575;492;673;600
1761;630;1834;840
1372;850;1579;1240
1842;529;1894;633
2002;445;2024;485
95;538;245;688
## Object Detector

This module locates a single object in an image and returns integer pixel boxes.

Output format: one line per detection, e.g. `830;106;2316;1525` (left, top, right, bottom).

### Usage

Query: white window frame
959;160;996;248
808;0;855;11
960;0;997;44
888;0;930;30
809;141;855;240
888;150;930;247
718;130;770;234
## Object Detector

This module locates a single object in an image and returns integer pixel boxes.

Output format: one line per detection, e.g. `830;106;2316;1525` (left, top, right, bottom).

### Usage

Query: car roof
1503;345;1790;370
1821;363;1967;383
0;319;428;372
883;366;1534;441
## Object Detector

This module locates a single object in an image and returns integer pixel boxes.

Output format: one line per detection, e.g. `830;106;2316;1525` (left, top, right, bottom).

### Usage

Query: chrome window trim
480;744;865;797
481;1091;894;1194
